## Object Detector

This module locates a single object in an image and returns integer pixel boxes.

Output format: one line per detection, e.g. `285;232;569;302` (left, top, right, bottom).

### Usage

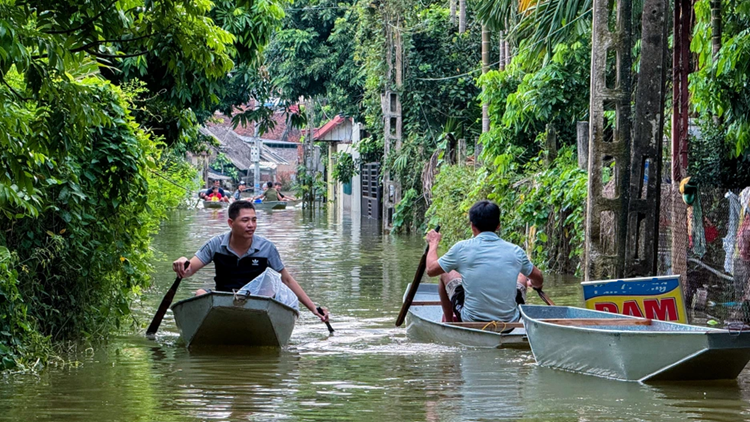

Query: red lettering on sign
643;297;678;321
594;302;619;313
622;300;644;317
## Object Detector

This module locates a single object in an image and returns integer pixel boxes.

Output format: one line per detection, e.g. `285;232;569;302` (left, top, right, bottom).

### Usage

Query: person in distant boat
206;186;225;202
425;200;544;323
274;181;296;201
200;180;228;201
232;181;248;201
254;181;280;202
171;200;330;323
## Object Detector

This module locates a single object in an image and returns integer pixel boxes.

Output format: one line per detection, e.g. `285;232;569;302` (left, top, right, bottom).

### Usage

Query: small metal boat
253;201;287;210
203;200;226;209
171;292;298;348
405;283;529;349
520;304;750;382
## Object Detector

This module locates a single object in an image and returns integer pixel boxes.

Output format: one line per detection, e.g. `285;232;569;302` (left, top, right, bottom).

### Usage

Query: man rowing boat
171;200;329;323
425;200;544;323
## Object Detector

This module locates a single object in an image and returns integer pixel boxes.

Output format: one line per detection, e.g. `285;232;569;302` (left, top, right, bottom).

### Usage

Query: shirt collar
475;231;500;240
221;231;261;257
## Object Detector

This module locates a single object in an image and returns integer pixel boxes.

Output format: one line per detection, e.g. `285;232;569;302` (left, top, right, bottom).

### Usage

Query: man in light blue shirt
426;200;544;322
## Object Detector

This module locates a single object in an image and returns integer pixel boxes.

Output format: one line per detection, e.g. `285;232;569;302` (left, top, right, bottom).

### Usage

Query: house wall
336;123;362;218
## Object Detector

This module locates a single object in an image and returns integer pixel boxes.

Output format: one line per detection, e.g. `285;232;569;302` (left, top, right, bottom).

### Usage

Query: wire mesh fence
658;184;750;325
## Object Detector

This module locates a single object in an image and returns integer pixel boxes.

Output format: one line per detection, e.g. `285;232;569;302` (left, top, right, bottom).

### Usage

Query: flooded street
2;206;750;421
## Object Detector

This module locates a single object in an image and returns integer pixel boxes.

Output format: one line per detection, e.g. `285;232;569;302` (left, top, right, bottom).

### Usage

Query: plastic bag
236;268;299;310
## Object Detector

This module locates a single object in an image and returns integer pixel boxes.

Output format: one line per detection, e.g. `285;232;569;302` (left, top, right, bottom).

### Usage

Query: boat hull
172;292;298;348
203;200;225;209
254;201;287;210
405;283;529;349
521;305;750;382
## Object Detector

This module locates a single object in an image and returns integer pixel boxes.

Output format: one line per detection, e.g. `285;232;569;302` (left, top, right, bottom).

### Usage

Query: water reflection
1;207;750;421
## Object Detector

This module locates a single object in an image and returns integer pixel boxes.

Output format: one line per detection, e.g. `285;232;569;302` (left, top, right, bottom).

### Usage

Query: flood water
2;206;750;421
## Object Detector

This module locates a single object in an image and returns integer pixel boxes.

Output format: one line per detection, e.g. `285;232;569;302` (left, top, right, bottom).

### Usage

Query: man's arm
172;256;207;278
425;230;445;277
526;266;544;289
279;268;329;322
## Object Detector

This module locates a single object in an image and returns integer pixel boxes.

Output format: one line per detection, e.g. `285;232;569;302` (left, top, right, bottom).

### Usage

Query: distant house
314;116;364;218
208;102;303;183
198;126;289;191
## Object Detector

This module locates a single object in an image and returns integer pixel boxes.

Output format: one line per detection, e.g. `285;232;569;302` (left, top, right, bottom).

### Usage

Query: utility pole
583;0;633;280
382;10;403;230
252;104;261;196
253;133;261;197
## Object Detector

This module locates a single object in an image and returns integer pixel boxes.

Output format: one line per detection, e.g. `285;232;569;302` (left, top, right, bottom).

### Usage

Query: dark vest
213;252;269;292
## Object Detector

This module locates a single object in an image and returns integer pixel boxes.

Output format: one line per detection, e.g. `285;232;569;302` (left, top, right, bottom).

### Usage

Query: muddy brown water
2;206;750;421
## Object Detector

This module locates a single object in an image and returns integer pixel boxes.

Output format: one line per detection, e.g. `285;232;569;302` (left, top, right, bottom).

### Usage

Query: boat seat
446;321;525;331
538;318;652;326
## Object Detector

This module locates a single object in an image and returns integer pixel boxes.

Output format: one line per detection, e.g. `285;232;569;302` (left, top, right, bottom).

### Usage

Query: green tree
0;0;281;370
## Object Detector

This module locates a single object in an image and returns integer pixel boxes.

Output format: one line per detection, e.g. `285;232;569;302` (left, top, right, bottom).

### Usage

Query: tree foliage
479;39;590;163
690;0;750;185
0;0;280;370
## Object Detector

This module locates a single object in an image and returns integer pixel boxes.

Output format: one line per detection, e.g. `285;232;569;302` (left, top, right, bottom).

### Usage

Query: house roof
314;115;348;140
207;171;233;181
236;136;290;165
201;126;289;169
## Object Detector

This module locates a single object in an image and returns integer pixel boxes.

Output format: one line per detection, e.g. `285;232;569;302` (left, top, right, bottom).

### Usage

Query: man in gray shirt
425;200;544;322
172;200;329;323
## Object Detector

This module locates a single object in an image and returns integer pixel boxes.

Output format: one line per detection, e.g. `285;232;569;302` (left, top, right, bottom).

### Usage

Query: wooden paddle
534;287;555;306
146;261;190;338
396;226;440;327
317;306;334;334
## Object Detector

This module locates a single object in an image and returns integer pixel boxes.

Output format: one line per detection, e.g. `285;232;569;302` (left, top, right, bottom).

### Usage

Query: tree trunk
504;39;511;66
481;26;490;136
710;0;721;57
671;0;693;294
625;0;668;277
498;31;506;71
459;0;466;33
450;0;456;25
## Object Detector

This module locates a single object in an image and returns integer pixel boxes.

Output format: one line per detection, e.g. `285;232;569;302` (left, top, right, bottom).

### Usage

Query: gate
361;163;382;219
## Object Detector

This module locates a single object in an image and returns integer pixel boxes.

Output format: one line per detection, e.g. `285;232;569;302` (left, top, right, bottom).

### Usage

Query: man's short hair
274;182;282;186
469;200;500;232
228;200;255;219
266;181;273;189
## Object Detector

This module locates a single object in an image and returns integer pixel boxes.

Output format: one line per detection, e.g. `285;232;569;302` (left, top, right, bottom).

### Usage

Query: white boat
405;283;529;349
171;292;298;348
521;304;750;382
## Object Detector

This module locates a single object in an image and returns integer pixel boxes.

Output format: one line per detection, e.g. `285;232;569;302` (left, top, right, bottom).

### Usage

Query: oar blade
146;261;189;338
534;288;555;306
396;226;440;327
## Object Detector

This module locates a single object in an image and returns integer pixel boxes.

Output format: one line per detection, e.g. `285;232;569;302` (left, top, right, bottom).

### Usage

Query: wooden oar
146;261;190;338
317;306;334;334
534;287;555;306
396;225;440;327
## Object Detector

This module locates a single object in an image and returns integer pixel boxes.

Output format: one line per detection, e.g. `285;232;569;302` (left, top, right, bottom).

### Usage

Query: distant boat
203;200;226;209
171;292;298;348
253;201;287;210
520;304;750;382
404;283;529;349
